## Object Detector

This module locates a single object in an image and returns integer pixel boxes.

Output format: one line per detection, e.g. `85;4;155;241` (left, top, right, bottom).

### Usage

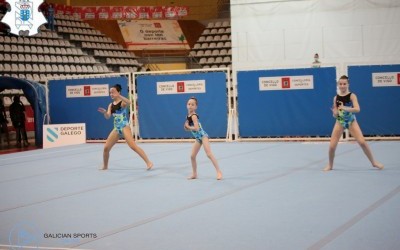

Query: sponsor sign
157;80;206;95
259;75;314;91
66;84;109;98
43;123;86;149
372;72;400;87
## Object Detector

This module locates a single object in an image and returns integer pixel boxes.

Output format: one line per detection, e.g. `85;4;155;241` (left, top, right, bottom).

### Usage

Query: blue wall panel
237;67;337;137
348;64;400;135
137;72;227;139
48;77;128;139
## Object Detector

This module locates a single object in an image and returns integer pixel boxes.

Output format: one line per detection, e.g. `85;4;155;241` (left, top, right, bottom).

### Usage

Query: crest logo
0;0;47;36
9;221;42;249
46;127;59;142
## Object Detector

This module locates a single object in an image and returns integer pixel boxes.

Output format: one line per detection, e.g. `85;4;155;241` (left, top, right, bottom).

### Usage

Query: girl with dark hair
324;75;383;171
97;84;153;170
184;97;222;180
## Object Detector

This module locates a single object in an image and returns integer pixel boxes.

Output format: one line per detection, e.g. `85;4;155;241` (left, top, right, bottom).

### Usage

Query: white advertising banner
118;20;190;50
66;84;109;98
259;75;314;91
372;72;400;87
43;123;86;149
157;80;206;95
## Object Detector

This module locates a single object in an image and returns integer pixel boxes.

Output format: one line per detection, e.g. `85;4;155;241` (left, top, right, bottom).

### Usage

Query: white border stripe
0;244;91;250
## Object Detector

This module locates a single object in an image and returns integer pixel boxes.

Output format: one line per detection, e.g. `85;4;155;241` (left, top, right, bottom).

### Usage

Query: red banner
25;105;34;132
124;6;137;19
96;6;111;20
72;6;83;19
64;5;73;15
54;4;65;15
52;4;188;20
177;6;188;17
110;6;124;19
5;105;34;132
140;7;151;19
151;6;164;19
164;7;178;19
82;6;96;20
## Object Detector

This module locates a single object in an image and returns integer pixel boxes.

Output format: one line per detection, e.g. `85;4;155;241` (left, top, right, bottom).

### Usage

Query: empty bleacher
0;13;144;83
1;12;232;83
190;20;232;70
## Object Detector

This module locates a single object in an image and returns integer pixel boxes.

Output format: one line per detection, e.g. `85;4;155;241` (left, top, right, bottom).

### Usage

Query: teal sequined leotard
111;101;129;136
187;114;208;144
336;93;355;129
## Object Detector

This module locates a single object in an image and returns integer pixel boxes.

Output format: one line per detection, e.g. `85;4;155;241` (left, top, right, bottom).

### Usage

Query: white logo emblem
0;0;47;36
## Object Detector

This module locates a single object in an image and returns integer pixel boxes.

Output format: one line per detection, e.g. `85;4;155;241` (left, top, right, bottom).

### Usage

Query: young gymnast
184;97;223;180
324;75;384;171
97;84;153;170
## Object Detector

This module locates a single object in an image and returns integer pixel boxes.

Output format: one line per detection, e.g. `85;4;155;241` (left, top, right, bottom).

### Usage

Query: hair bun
113;84;122;92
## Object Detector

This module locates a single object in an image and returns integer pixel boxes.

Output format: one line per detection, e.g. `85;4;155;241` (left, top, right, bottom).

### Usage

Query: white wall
231;0;400;72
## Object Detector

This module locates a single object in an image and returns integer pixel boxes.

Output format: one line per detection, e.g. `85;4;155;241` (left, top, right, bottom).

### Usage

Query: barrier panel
348;64;400;136
136;70;229;140
47;75;129;139
237;67;337;137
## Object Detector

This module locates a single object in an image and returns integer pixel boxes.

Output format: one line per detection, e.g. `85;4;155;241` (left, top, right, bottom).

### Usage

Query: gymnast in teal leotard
111;101;129;136
186;113;208;144
324;75;383;171
336;92;355;129
184;97;222;180
97;84;153;171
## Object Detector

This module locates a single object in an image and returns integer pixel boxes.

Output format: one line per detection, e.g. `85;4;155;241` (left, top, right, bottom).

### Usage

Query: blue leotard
111;101;129;136
187;114;208;144
336;93;355;129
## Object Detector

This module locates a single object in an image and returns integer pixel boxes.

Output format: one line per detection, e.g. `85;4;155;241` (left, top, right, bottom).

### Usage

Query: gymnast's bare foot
99;165;108;170
373;161;384;170
323;164;333;172
217;171;223;180
187;174;197;180
146;162;154;170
